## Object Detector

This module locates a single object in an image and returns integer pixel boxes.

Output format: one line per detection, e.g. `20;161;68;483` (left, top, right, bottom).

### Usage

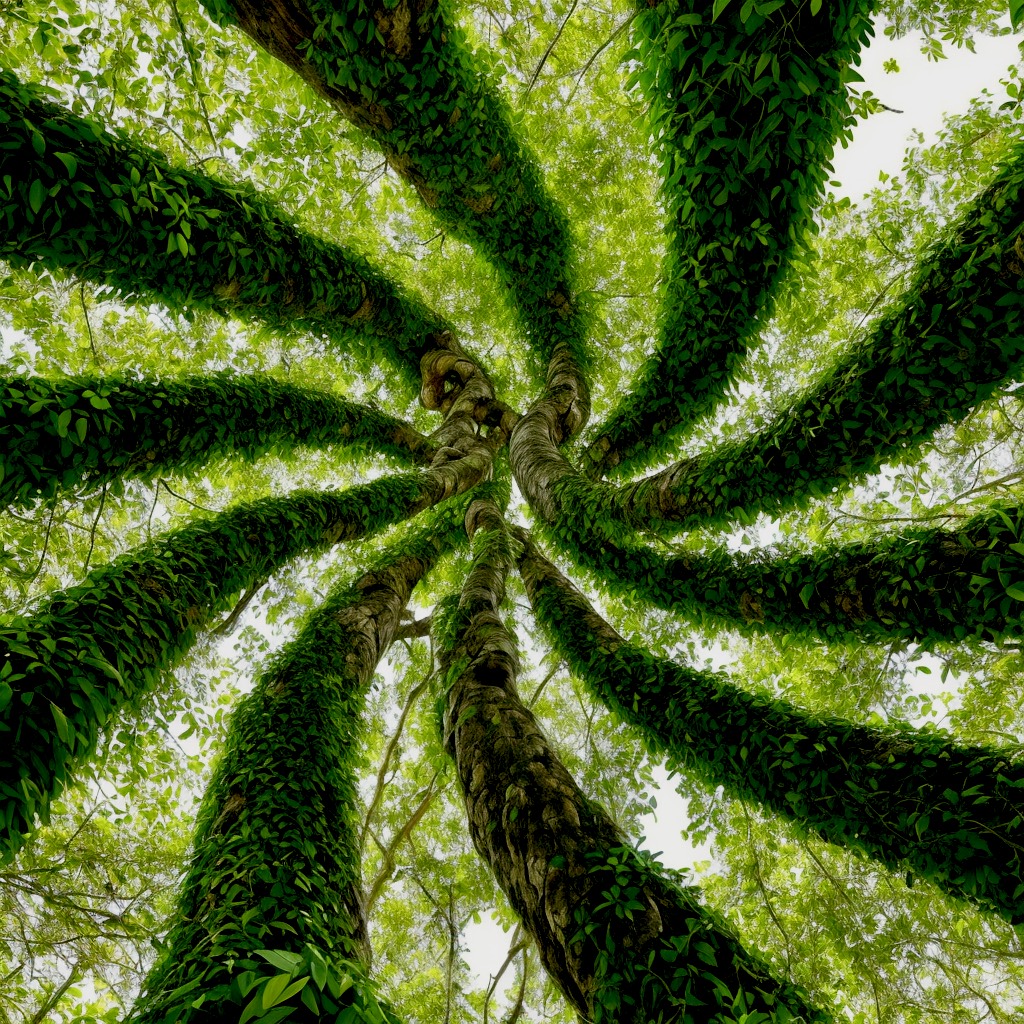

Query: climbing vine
1;371;435;508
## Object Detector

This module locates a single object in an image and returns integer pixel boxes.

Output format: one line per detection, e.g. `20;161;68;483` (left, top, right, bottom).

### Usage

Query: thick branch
435;502;826;1022
584;0;877;477
0;70;455;392
1;372;436;509
1;456;492;858
597;144;1024;529
207;0;591;393
128;510;464;1023
553;502;1024;646
518;532;1024;925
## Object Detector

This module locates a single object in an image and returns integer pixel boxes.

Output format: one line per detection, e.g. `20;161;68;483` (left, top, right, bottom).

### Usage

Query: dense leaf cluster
584;0;876;476
0;471;443;859
130;497;471;1024
0;70;447;394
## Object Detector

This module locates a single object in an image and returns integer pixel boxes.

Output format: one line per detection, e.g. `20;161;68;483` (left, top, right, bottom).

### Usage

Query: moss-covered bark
519;534;1024;925
434;499;828;1023
1;372;435;508
0;69;455;393
204;0;591;391
584;0;876;478
126;499;469;1024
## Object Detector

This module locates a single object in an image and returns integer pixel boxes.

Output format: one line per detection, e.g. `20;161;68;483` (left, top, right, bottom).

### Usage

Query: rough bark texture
437;503;826;1022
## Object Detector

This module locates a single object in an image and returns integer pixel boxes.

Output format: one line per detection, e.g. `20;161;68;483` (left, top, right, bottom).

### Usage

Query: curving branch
583;142;1024;529
0;458;493;859
582;0;876;478
518;531;1024;925
1;372;437;509
552;501;1024;646
0;69;456;394
203;0;591;399
127;508;466;1023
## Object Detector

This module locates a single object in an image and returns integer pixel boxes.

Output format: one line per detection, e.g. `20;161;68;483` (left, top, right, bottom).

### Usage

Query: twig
82;483;107;575
78;283;103;367
521;0;580;108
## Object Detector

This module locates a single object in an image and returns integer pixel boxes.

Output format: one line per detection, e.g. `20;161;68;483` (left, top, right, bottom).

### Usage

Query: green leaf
262;973;294;1010
28;179;45;214
49;701;69;743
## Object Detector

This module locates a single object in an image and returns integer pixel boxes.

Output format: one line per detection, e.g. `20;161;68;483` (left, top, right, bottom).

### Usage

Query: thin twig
78;283;103;367
82;483;107;575
521;0;580;108
564;12;637;108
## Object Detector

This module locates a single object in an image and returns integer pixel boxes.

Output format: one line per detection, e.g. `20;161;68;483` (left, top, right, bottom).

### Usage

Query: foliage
1;0;1024;1022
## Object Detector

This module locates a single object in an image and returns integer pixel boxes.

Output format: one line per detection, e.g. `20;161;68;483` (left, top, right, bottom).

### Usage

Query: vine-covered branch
585;141;1024;529
128;498;469;1024
550;501;1024;645
583;0;876;478
0;69;459;393
0;450;494;857
1;371;436;509
203;0;591;392
433;499;827;1022
519;533;1024;925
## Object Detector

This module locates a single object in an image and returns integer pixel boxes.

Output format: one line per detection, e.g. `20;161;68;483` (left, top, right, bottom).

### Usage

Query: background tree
2;0;1024;1021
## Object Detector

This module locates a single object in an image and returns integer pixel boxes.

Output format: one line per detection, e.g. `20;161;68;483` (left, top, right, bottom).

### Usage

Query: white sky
831;25;1023;199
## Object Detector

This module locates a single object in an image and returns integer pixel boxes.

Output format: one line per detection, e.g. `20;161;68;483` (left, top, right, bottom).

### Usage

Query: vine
0;468;478;858
128;495;472;1024
0;68;455;393
1;371;435;508
576;137;1024;530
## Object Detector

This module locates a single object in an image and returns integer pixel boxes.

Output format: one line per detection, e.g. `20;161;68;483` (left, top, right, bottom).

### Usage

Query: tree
1;0;1024;1020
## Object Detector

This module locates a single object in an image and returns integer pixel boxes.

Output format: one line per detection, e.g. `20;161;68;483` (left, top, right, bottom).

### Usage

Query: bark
1;372;436;509
518;532;1024;925
437;501;827;1022
128;515;459;1024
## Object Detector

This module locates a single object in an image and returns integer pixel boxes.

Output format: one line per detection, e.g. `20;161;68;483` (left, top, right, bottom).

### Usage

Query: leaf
49;701;69;743
256;950;303;974
711;0;733;22
28;178;46;214
262;973;294;1010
